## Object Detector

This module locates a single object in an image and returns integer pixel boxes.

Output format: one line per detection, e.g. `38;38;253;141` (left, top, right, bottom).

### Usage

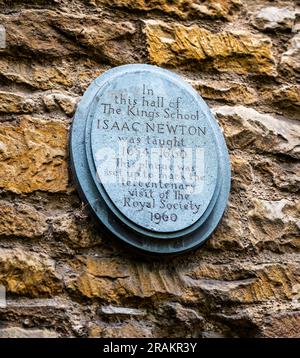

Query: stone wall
0;0;299;338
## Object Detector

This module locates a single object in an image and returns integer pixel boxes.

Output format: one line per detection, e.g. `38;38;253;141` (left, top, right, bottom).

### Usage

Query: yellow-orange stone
93;0;241;19
0;116;69;193
145;21;276;75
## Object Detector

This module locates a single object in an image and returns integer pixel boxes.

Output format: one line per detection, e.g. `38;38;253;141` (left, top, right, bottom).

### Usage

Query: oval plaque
70;64;230;254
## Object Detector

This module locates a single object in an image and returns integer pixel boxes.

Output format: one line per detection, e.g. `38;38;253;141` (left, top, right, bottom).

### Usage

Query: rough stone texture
189;80;257;105
262;84;300;109
0;58;106;92
43;92;80;116
248;199;300;251
252;7;295;31
50;210;101;248
0;297;85;337
100;305;146;316
0;92;35;114
91;0;241;20
281;33;300;75
0;10;138;64
262;312;300;338
207;202;246;251
0;248;62;297
213;105;300;159
254;159;300;193
145;20;276;75
0;327;58;338
0;201;48;238
67;256;185;302
89;321;153;338
0;116;69;193
0;0;299;339
230;154;254;191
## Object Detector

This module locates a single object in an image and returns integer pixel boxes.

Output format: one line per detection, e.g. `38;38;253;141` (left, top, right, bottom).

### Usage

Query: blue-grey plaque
70;64;230;254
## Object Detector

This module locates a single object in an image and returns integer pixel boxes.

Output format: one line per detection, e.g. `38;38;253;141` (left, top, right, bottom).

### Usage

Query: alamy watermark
95;141;205;194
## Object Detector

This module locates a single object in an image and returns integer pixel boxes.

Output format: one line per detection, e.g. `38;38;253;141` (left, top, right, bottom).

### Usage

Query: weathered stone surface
281;33;300;74
51;211;100;248
0;297;84;337
67;252;300;306
0;0;57;4
248;199;300;251
0;58;105;92
293;19;300;33
254;159;300;193
252;7;295;31
213;310;261;337
152;301;204;337
0;327;58;338
213;105;300;159
0;201;48;238
92;0;241;20
89;321;152;338
273;85;300;108
187;261;300;303
230;154;253;190
145;21;276;75
0;92;35;114
0;116;69;193
159;302;203;328
100;305;146;316
43;92;79;116
262;311;300;338
262;84;300;109
0;248;62;297
67;256;184;302
0;10;137;64
207;202;246;251
189;79;257;104
0;58;73;90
